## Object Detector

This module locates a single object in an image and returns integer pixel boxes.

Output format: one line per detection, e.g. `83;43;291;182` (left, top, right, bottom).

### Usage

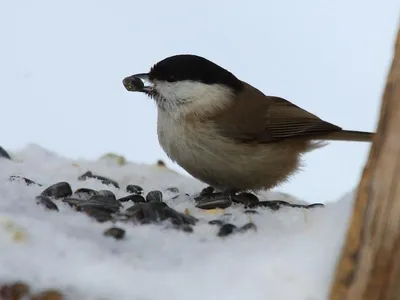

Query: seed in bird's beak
123;76;145;92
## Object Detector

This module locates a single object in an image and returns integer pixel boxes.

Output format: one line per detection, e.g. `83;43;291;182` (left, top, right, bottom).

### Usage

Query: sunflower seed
232;192;259;206
209;219;224;226
41;182;72;199
98;190;116;200
123;75;145;92
36;195;59;211
72;188;98;200
82;207;113;222
217;223;237;237
118;194;146;203
104;227;125;240
239;222;257;233
166;187;179;193
146;190;163;202
78;171;119;189
126;184;143;195
196;193;232;209
244;209;259;214
9;175;42;186
200;186;215;196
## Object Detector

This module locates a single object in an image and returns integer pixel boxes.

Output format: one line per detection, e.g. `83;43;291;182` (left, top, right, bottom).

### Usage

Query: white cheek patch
154;80;234;117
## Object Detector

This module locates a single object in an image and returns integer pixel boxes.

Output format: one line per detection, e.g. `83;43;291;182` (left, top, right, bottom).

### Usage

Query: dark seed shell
78;171;120;189
145;190;163;202
157;160;166;167
123;75;145;92
232;192;259;206
172;224;193;233
82;207;113;222
41;182;72;199
89;194;122;206
62;197;82;208
77;195;122;213
307;203;324;208
36;195;59;211
98;190;116;200
72;188;98;200
112;212;131;222
250;200;322;210
208;219;224;226
196;193;232;209
244;209;259;214
126;184;143;195
118;194;146;203
248;200;285;210
181;225;193;233
125;204;145;220
166;187;179;193
126;202;190;226
104;227;125;240
126;203;144;213
163;207;184;225
141;202;164;222
200;186;215;196
146;202;169;222
77;201;119;213
180;212;198;225
239;222;257;233
217;223;237;237
9;175;42;186
0;146;11;160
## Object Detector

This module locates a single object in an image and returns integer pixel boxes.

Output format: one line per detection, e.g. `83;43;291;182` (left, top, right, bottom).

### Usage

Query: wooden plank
329;19;400;300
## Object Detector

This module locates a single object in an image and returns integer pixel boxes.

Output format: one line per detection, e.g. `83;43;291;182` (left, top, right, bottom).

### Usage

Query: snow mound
0;144;354;300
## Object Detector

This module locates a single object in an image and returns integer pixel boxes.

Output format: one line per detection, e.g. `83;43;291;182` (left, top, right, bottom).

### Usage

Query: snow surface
0;144;356;300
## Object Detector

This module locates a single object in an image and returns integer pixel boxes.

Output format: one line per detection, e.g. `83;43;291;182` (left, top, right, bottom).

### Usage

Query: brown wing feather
210;81;342;143
266;96;342;140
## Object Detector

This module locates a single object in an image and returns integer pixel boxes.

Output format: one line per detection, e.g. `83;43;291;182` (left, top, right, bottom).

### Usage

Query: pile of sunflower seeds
8;167;324;239
3;145;323;239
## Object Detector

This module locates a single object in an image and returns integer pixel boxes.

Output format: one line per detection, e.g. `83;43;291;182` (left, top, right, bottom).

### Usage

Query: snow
0;144;356;300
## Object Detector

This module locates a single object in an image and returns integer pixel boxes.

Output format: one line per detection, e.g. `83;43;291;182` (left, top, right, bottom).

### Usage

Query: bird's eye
166;75;175;82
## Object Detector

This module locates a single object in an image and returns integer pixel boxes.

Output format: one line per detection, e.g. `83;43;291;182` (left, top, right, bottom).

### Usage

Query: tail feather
314;130;374;142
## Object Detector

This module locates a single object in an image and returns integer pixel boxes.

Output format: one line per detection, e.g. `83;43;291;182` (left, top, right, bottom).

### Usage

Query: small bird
123;54;374;194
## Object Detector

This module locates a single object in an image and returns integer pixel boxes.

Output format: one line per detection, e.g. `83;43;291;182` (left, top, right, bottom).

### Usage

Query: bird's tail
314;130;374;142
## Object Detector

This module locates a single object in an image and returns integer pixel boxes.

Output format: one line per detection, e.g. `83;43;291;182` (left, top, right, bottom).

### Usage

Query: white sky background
1;0;399;203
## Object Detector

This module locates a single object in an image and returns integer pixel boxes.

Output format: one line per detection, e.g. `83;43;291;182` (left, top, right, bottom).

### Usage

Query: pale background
1;0;399;203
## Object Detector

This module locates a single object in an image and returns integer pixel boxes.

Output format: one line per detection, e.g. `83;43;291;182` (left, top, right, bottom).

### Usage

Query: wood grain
329;19;400;300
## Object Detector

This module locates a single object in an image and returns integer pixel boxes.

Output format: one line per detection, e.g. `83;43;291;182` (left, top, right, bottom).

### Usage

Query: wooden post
329;19;400;300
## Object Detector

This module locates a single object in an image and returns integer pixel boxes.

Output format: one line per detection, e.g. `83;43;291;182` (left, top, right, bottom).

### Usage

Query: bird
122;54;374;194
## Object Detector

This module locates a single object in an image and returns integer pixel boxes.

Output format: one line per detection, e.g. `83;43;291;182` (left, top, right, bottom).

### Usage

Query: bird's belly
157;117;305;190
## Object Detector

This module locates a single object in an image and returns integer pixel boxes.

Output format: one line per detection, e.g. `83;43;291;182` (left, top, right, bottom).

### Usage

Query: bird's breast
157;113;217;166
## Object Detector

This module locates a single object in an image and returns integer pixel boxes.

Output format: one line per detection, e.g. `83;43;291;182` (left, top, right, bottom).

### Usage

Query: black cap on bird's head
123;54;243;95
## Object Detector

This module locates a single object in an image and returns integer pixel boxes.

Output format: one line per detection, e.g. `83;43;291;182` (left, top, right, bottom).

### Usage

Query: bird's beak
122;73;153;93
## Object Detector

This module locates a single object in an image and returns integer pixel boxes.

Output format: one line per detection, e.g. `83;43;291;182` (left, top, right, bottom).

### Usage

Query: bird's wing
211;82;342;143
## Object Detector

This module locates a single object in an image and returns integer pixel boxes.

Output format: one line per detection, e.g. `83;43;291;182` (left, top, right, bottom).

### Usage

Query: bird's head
123;54;243;116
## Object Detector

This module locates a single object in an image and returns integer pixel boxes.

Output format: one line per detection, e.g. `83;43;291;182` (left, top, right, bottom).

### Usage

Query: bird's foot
195;186;262;209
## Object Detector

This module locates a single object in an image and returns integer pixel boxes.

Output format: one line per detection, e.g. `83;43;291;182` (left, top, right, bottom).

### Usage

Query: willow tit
123;54;373;193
